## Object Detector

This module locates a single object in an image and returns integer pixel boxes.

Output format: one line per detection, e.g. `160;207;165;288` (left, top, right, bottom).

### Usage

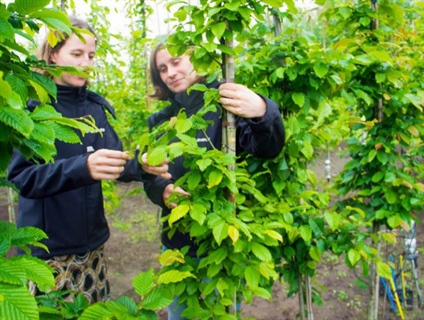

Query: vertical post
222;23;237;317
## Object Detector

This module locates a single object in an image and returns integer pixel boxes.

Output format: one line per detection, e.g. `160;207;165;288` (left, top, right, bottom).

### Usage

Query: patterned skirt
30;246;110;304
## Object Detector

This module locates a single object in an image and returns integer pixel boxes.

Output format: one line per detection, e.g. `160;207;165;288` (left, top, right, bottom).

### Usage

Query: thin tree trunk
222;21;237;316
299;274;306;320
7;187;15;224
368;222;380;320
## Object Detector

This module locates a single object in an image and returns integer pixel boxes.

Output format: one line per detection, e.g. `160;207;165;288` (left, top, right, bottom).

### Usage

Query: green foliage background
1;0;423;319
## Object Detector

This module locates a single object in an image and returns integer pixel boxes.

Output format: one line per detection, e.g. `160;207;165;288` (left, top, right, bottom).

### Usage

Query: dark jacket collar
169;80;220;117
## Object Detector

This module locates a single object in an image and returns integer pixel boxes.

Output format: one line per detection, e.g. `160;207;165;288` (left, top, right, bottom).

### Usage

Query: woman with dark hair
144;42;285;319
7;16;170;304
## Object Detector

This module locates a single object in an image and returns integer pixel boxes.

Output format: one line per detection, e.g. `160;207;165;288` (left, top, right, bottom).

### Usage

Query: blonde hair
36;16;96;79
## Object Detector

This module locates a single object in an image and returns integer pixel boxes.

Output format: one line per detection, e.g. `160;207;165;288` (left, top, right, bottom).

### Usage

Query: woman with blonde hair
8;16;169;304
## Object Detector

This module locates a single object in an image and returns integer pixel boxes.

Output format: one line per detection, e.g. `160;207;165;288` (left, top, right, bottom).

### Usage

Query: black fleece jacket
143;81;285;256
8;84;144;258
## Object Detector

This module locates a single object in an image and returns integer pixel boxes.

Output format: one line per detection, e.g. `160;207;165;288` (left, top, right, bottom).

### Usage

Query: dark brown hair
149;42;206;101
149;42;170;101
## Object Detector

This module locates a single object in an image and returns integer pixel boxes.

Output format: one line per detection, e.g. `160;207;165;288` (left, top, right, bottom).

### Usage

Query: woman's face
155;49;198;93
50;33;96;87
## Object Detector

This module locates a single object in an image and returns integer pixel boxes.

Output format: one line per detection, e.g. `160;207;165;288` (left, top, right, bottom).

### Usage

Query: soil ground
1;149;424;319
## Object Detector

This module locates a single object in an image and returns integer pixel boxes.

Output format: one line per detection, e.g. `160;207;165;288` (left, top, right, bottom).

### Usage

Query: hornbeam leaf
324;212;341;231
147;145;167;166
228;225;239;244
212;221;228;245
251;242;272;262
309;246;321;262
211;22;226;40
32;9;72;35
30;105;62;121
244;266;259;289
168;204;190;227
0;107;33;138
18;256;55;292
208;169;223;188
79;303;114;320
313;62;328;78
262;0;284;8
115;296;137;315
0;283;38;320
190;203;207;225
0;259;24;285
376;261;392;279
292;92;305;107
299;225;312;242
0;18;14;41
132;269;154;296
14;0;51;14
265;229;282;242
49;123;81;144
157;270;194;285
158;250;185;266
175;118;192;133
30;122;55;144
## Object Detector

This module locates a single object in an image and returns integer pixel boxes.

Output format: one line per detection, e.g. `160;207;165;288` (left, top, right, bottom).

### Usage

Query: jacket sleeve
141;110;175;208
7;151;95;199
118;149;146;183
236;97;285;158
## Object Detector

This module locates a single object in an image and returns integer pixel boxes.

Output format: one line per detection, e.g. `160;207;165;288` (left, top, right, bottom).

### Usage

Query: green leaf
208;247;228;265
212;221;229;245
14;0;50;14
5;75;28;107
251;242;272;262
292;92;305;107
30;122;55;144
48;122;81;144
132;269;154;296
211;21;226;40
376;261;392;279
175;118;192;133
0;283;38;320
32;9;72;35
299;225;312;242
0;17;15;40
216;278;229;297
384;188;397;204
79;303;114;319
309;246;321;262
347;249;361;266
324;212;341;231
190;203;207;225
196;158;212;171
262;0;284;8
147;145;167;166
157;270;194;285
244;266;260;289
300;140;313;160
313;63;328;78
168;204;190;227
19;256;55;292
371;171;384;183
142;287;173;310
0;259;24;285
208;169;223;188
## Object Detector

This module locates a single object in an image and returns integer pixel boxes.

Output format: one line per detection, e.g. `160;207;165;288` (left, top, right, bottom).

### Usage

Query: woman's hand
218;82;266;119
163;184;190;208
141;152;171;180
87;149;130;180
